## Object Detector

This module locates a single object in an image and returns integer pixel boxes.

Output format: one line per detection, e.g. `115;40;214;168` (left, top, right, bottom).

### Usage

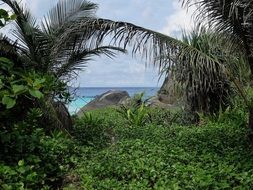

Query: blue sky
4;0;194;87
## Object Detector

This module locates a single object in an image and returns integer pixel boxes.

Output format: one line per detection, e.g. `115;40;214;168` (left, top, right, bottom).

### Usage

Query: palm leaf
53;18;227;95
41;0;97;34
0;0;50;69
55;46;126;80
180;0;253;54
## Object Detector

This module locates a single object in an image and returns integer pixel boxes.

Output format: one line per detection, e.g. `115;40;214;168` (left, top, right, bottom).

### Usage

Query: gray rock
146;74;185;109
77;90;130;116
158;75;183;105
146;96;173;108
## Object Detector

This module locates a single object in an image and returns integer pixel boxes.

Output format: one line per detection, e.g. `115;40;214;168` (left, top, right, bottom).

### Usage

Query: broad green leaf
2;96;16;109
18;160;24;167
29;89;44;99
33;78;46;89
34;78;46;85
12;85;26;94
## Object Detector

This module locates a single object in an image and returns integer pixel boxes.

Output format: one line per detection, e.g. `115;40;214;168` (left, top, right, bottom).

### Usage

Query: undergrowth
63;105;253;190
2;99;252;189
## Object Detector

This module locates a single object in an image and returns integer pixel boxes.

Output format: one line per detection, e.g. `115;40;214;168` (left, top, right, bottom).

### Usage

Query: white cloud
160;1;196;37
76;55;162;87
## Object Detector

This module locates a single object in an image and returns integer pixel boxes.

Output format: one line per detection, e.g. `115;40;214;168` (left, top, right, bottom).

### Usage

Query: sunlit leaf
2;95;16;109
29;89;44;99
12;85;26;94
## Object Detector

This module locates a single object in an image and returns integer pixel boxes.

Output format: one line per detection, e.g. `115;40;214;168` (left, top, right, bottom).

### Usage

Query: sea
67;87;160;114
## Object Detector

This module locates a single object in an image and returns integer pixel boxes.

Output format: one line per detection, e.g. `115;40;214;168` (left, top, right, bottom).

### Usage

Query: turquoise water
68;97;95;114
67;87;159;114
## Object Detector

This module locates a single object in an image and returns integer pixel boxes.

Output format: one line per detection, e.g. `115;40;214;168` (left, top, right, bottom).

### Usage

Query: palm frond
180;0;253;54
1;0;50;67
42;0;97;34
0;34;24;67
55;46;126;80
53;18;227;93
39;0;100;75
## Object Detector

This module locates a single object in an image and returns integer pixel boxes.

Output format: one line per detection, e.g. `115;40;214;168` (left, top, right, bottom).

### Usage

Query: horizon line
69;86;161;88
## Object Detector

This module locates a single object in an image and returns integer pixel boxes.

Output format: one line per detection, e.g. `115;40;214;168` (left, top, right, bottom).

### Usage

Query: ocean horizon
67;86;160;114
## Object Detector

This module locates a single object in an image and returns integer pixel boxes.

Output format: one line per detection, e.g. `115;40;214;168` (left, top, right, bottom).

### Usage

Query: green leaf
0;57;14;70
10;14;17;20
0;57;13;64
18;160;24;167
2;96;16;109
12;85;26;94
0;9;9;18
33;78;46;89
29;89;43;99
0;79;3;89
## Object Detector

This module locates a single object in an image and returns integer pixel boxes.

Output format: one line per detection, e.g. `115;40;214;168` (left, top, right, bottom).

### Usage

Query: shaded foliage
173;26;243;113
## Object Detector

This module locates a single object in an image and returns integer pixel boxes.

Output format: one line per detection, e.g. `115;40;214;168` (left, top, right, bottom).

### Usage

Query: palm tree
53;1;253;134
1;0;125;128
4;0;252;133
174;25;247;114
180;0;253;136
2;0;125;81
158;25;248;115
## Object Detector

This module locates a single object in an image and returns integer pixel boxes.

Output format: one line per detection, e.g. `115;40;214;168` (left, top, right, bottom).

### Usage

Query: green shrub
139;106;197;127
198;97;248;128
118;103;149;127
0;109;76;189
68;114;253;189
73;112;112;147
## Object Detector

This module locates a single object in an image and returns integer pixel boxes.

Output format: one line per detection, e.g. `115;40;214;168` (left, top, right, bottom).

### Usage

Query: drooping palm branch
0;0;126;129
52;18;234;98
1;0;125;80
175;25;247;113
181;0;253;65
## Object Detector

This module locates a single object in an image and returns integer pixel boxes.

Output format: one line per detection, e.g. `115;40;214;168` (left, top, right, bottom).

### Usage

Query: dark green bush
0;109;76;189
79;124;253;189
147;107;197;126
73;112;112;147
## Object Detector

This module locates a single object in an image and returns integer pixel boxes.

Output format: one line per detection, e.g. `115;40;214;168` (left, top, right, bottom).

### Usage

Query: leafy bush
61;106;253;190
147;107;197;126
116;92;151;127
73;112;112;147
0;109;76;189
70;122;253;189
0;57;70;127
118;103;149;127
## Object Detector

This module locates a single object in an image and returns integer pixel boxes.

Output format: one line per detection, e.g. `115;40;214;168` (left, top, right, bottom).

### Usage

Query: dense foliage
2;0;253;189
62;105;252;189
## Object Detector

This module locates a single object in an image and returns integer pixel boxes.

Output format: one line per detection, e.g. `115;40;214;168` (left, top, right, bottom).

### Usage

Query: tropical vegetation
63;0;253;130
1;0;253;189
0;0;125;128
